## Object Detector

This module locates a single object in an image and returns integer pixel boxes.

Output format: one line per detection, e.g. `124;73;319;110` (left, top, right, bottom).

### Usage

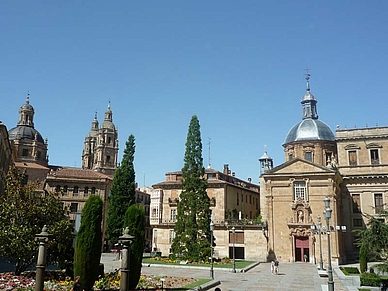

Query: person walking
304;253;308;262
270;261;275;274
274;259;279;275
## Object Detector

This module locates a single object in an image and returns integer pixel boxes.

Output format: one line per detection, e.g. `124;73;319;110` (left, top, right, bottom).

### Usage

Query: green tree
124;204;145;289
355;211;388;273
171;115;211;261
0;166;73;275
106;135;136;244
74;195;103;291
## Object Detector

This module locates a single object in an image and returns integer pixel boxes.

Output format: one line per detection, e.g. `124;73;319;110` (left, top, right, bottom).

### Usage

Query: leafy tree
106;135;136;244
171;115;211;261
355;210;388;273
0;166;73;275
74;195;103;291
124;204;145;289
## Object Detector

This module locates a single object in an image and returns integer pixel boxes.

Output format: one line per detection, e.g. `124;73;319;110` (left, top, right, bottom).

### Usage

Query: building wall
150;167;265;260
0;122;13;195
336;126;388;261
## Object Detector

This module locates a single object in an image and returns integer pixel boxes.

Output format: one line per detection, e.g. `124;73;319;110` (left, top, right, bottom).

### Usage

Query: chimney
223;164;229;175
232;172;235;177
248;177;252;183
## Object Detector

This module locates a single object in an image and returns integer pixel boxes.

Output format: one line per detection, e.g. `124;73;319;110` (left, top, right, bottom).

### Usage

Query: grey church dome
284;119;334;144
284;74;334;145
8;125;45;143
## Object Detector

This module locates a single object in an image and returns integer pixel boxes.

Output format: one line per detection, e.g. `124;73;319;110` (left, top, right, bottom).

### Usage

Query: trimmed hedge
360;272;388;287
340;266;360;275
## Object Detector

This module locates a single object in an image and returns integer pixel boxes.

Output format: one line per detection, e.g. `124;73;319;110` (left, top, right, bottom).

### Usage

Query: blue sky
1;1;387;187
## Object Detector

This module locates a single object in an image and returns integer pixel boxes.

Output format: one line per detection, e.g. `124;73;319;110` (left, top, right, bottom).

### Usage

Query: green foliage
171;115;211;261
360;272;383;287
340;266;360;275
74;195;103;291
360;242;368;273
124;204;145;289
106;134;136;244
355;211;388;274
0;166;73;275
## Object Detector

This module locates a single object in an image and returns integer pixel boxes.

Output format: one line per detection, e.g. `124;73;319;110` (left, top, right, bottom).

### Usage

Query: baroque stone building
150;165;267;261
260;75;387;265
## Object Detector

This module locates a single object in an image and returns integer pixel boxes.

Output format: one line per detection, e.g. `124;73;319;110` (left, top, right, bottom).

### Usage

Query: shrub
74;195;103;291
360;272;380;287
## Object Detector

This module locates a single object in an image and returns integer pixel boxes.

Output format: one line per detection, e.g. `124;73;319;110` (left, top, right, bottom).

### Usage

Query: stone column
35;225;52;291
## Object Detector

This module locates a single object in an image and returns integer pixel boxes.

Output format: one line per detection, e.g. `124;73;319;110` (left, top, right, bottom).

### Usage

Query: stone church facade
260;75;388;265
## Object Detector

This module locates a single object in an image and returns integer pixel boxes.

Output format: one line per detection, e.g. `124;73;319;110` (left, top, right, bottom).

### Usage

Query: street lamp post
232;226;236;273
324;197;334;291
317;215;324;270
210;221;214;279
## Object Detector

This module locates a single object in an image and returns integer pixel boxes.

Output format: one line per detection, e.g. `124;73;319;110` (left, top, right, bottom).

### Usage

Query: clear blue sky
1;1;387;187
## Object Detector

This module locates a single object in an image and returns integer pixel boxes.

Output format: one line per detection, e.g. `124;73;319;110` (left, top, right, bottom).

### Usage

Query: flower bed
0;271;197;290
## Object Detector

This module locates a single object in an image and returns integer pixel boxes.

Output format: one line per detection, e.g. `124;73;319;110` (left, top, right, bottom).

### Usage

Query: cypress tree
106;134;136;244
124;204;145;289
171;115;211;261
74;195;103;291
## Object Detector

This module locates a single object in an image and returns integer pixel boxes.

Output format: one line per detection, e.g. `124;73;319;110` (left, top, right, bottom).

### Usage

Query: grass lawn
142;258;255;269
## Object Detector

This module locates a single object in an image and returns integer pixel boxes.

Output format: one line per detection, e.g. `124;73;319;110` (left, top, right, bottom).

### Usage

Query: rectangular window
70;203;78;213
229;231;244;244
370;149;380;165
170;209;177;222
326;152;332;165
249;195;252;204
169;230;176;244
289;154;293;161
22;149;29;156
294;181;306;201
91;187;96;194
348;150;357;166
237;193;239;206
73;186;79;195
353;218;363;227
304;152;312;162
352;194;361;213
241;194;243;204
375;193;383;214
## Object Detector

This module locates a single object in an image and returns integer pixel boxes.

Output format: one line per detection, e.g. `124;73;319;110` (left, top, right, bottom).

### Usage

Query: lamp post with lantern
232;226;236;273
210;221;214;279
317;215;324;271
324;197;334;291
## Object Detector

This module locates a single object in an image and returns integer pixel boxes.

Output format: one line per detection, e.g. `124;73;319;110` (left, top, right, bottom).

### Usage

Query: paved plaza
101;253;354;291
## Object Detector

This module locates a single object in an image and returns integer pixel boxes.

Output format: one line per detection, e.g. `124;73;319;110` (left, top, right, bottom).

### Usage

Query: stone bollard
119;227;134;291
35;225;52;291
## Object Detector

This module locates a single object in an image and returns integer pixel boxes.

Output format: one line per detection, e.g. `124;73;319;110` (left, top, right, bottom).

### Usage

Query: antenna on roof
207;137;212;169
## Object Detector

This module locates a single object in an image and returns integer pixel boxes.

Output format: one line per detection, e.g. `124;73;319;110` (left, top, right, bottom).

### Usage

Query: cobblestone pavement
101;253;350;291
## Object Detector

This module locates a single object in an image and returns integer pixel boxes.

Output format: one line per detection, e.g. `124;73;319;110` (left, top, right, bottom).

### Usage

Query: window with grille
370;149;380;165
375;193;383;214
229;231;244;244
348;150;357;166
170;209;176;222
294;182;306;201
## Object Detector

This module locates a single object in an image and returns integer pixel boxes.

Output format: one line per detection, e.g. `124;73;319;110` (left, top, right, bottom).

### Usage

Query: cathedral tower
82;102;118;176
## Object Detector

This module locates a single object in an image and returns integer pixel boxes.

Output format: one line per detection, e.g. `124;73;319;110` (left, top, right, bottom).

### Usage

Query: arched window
55;185;61;192
91;187;96;194
73;186;79;194
84;186;89;195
